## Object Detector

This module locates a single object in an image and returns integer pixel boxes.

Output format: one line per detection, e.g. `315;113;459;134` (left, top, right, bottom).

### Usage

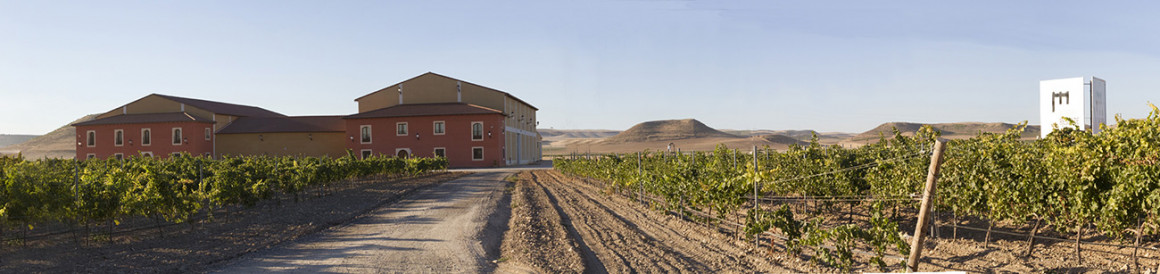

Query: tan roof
354;72;539;110
345;103;502;119
216;116;345;134
73;112;214;126
153;94;285;117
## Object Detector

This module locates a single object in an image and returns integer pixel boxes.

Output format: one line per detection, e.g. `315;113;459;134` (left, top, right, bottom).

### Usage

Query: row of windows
86;127;210;147
360;121;485;144
85;151;210;160
359;147;484;161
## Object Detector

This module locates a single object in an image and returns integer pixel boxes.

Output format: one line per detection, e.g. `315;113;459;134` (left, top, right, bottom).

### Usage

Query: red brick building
73;94;285;160
345;103;506;168
73;72;542;168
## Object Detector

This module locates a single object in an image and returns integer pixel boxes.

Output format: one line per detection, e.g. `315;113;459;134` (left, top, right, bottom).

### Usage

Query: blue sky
3;1;1159;135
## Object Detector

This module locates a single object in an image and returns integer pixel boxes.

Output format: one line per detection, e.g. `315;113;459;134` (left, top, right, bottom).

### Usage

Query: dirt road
499;170;804;273
214;171;514;273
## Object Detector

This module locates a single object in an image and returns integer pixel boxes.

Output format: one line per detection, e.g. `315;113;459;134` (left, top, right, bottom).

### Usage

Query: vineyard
555;104;1160;271
0;152;447;246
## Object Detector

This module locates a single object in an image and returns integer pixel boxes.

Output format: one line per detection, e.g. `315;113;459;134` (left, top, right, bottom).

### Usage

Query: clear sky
3;1;1159;135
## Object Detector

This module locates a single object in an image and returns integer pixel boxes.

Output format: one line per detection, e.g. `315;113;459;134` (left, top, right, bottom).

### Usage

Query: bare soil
0;172;464;273
498;170;809;273
501;170;1160;273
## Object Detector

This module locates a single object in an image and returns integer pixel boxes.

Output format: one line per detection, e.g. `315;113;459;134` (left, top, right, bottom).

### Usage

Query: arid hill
0;114;97;159
603;119;738;143
550;119;814;155
539;129;620;139
750;134;807;146
846;122;1041;144
0;134;38;148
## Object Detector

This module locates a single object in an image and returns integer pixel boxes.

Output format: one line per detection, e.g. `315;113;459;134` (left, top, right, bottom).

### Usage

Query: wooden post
638;152;644;205
752;145;759;248
907;138;947;272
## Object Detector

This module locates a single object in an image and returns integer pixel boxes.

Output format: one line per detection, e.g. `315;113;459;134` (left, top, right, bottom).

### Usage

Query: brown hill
750;134;807;146
0;134;38;148
847;122;1041;143
539;129;620;139
603;119;738;143
0;114;98;159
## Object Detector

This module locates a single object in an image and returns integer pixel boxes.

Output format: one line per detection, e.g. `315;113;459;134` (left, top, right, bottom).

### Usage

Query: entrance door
397;149;410;158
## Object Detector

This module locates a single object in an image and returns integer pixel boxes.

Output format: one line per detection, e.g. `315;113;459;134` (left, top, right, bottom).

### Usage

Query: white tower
1039;76;1106;138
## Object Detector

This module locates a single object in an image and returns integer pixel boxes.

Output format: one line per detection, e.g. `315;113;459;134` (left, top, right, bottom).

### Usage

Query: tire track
535;171;700;271
536;170;791;273
535;171;713;273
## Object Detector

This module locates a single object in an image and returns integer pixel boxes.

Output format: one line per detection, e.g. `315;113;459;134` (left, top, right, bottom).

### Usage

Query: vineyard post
637;152;643;205
907;138;947;272
752;145;759;248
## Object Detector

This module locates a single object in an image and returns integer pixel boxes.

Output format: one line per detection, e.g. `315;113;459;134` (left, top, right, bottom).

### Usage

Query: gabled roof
344;103;503;119
153;94;285;117
216;116;345;134
73;112;214;126
354;72;538;110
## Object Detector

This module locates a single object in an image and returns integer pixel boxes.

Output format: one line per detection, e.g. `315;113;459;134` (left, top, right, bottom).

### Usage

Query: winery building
73;72;541;168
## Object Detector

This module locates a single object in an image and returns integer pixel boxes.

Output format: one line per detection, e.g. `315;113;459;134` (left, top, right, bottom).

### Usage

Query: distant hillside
750;134;807;146
0;134;39;148
603;119;738;143
0;114;98;159
847;122;1041;143
723;129;853;145
539;129;620;139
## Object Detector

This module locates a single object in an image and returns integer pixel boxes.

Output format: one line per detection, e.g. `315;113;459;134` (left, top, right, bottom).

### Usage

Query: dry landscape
543;118;1041;157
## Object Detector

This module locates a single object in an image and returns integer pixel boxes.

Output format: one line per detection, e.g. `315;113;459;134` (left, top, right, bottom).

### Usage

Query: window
360;125;372;144
86;130;96;147
433;121;445;135
471;122;484;141
396;122;408;136
141;128;151;146
114;153;123;160
205;128;211;141
433;147;446;158
172;152;183;158
361;149;372;159
141;152;153;158
86;153;96;160
172;128;183;145
114;129;124;147
472;147;484;161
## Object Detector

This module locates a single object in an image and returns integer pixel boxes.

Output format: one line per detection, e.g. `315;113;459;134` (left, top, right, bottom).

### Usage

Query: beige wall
215;132;347;158
97;94;226;130
98;95;181;119
502;94;539;165
357;73;508;113
212;114;238;132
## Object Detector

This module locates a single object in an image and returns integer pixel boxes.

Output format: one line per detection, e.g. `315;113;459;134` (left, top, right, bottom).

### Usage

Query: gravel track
214;171;513;273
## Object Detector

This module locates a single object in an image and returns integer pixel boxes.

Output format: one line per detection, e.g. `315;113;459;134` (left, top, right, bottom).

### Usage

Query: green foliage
0;154;446;230
555;104;1160;270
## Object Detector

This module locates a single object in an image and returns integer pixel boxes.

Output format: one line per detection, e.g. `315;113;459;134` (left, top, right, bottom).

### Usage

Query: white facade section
1039;76;1107;138
1090;77;1106;135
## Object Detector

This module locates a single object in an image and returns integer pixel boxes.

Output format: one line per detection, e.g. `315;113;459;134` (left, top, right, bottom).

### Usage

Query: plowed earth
498;170;809;273
499;170;1160;273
